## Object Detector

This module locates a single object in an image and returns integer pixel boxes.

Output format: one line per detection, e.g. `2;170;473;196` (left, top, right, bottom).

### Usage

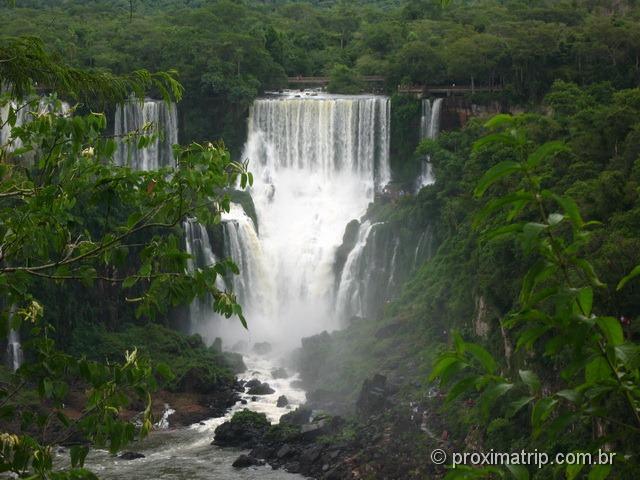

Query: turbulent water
68;355;306;480
188;91;391;348
416;98;443;190
114;99;178;170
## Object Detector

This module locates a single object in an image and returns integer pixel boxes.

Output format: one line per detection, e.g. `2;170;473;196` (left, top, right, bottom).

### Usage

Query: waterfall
335;221;377;320
184;218;227;331
113;99;178;170
192;92;391;347
6;329;23;372
1;97;70;153
416;98;443;190
335;222;404;321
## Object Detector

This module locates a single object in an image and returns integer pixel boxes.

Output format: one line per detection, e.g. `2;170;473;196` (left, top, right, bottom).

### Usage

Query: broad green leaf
479;381;513;418
474;192;533;227
531;397;557;428
556;389;581;403
566;462;585;480
595;317;623;347
483;223;525;242
551;193;584;229
484;114;514;129
466;343;498;374
616;264;640;291
507;396;535;418
70;445;89;468
446;376;478;403
614;343;640;369
576;287;593;317
430;355;460;381
588;465;611;480
506;464;530;480
519;370;541;394
516;325;550;351
585;356;611;383
474;161;522;198
472;132;518;154
526;141;568;169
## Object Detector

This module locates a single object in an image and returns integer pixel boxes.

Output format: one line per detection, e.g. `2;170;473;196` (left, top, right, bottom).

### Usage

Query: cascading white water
416;98;443;189
191;92;391;348
6;328;23;372
335;221;377;320
113;99;178;170
183;218;228;330
1;97;70;153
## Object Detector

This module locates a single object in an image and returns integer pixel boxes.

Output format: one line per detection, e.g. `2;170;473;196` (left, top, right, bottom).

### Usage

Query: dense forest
2;0;640;479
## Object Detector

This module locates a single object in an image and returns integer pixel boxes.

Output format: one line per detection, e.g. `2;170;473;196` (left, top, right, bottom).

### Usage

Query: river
60;354;307;479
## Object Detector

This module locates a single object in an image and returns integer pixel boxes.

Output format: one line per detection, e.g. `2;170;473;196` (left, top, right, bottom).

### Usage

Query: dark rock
119;451;145;460
232;454;262;468
213;409;270;449
280;407;312;425
285;461;301;473
212;337;222;352
251;396;257;401
356;374;388;417
277;444;294;459
240;399;248;405
252;342;272;355
245;378;261;389
250;445;272;459
299;421;327;441
276;395;289;407
301;445;323;464
246;380;275;395
271;367;289;379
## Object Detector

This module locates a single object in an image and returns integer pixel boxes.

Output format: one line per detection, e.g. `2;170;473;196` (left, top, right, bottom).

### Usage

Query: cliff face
440;97;509;131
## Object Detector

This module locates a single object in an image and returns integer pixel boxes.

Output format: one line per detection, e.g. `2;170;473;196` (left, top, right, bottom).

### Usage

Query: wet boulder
280;406;312;425
356;374;389;417
213;409;270;449
276;395;289;407
119;451;145;460
232;454;263;468
245;379;275;395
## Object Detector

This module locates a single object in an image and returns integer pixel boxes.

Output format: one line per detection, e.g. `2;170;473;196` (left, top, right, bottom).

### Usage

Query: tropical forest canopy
3;0;640;152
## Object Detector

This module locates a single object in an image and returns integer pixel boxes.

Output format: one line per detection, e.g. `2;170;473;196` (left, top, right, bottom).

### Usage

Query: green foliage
229;409;270;428
4;0;640;152
431;115;640;479
0;41;249;478
69;324;244;393
327;64;364;94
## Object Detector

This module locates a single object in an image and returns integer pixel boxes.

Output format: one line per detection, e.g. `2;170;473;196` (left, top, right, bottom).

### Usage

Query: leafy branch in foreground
0;79;249;476
430;114;640;480
0;36;183;104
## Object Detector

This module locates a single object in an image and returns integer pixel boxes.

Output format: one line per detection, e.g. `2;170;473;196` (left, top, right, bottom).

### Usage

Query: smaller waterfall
1;97;70;153
114;99;178;170
184;218;227;331
6;326;23;372
222;204;275;337
336;221;375;320
416;98;443;190
335;221;436;323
